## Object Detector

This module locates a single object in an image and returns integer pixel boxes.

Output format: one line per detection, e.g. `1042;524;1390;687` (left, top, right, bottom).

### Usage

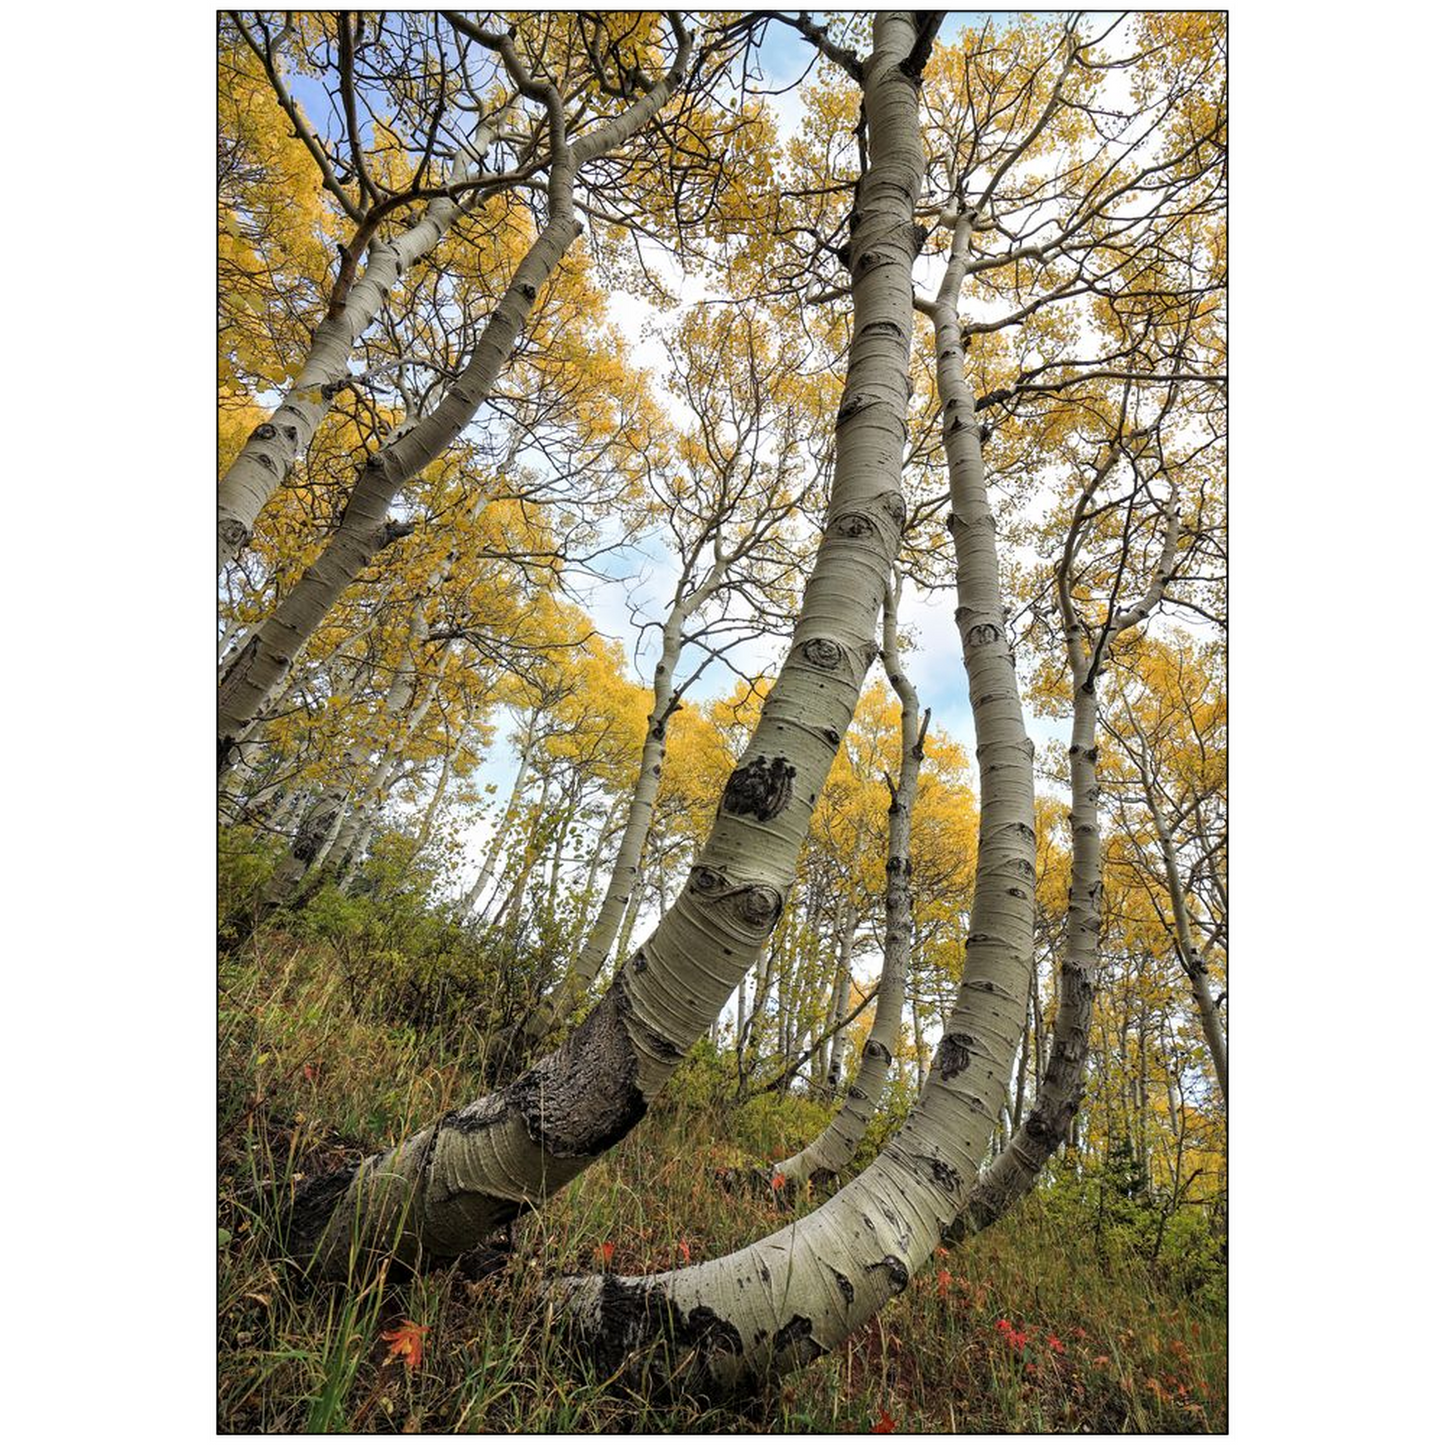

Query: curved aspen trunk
964;683;1100;1228
771;576;924;1189
287;16;920;1283
218;42;691;774
545;17;1035;1394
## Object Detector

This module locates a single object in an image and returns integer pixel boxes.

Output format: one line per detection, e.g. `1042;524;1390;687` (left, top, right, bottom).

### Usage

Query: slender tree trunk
611;857;646;968
221;599;396;797
457;724;537;919
323;671;442;872
771;577;926;1189
287;14;922;1282
751;982;881;1100
1031;967;1045;1093
1011;996;1030;1133
493;774;554;937
1143;778;1228;1103
964;451;1182;1230
737;942;778;1095
572;794;626;939
823;902;859;1095
911;994;927;1094
261;653;437;911
541;777;583;923
411;736;460;857
523;608;690;1045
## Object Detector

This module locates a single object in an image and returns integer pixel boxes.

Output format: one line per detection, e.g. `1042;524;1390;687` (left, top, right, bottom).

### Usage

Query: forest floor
218;932;1226;1433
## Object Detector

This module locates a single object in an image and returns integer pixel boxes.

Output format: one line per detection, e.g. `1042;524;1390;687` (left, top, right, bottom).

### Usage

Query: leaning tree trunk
286;13;926;1282
456;719;537;919
217;109;511;570
770;574;926;1190
544;16;1035;1396
218;39;691;774
222;585;399;797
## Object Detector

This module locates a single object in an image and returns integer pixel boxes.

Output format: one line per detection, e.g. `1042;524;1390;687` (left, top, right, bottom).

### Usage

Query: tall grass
218;932;1224;1432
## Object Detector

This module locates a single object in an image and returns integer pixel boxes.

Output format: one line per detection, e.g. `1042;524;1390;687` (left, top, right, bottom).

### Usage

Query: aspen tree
542;13;1038;1392
219;12;520;569
525;307;811;1046
1101;639;1227;1102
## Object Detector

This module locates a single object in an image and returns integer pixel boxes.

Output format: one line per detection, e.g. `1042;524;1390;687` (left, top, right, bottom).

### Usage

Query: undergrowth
218;930;1225;1433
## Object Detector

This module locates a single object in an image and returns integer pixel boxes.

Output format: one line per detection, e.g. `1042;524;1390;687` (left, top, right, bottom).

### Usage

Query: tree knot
721;755;795;822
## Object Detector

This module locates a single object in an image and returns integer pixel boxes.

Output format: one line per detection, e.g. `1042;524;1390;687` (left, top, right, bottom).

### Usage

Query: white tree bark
822;904;858;1094
965;449;1182;1229
456;716;538;919
261;634;442;911
533;17;1040;1395
1135;754;1228;1103
522;593;696;1045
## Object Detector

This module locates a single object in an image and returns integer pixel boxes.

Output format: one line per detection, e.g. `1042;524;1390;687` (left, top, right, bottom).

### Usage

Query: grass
218;930;1225;1432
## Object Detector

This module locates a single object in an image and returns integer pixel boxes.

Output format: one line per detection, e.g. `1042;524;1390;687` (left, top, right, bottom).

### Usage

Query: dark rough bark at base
559;1274;826;1404
286;1165;361;1267
283;978;682;1277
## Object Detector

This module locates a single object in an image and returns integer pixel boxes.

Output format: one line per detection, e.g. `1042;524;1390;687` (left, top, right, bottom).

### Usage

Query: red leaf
380;1320;428;1372
871;1409;896;1433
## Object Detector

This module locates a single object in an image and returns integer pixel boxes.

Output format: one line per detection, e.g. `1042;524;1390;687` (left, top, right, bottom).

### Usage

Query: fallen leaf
381;1320;429;1372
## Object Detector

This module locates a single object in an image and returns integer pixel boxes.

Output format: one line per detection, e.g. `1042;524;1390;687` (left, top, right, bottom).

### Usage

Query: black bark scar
722;756;795;822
